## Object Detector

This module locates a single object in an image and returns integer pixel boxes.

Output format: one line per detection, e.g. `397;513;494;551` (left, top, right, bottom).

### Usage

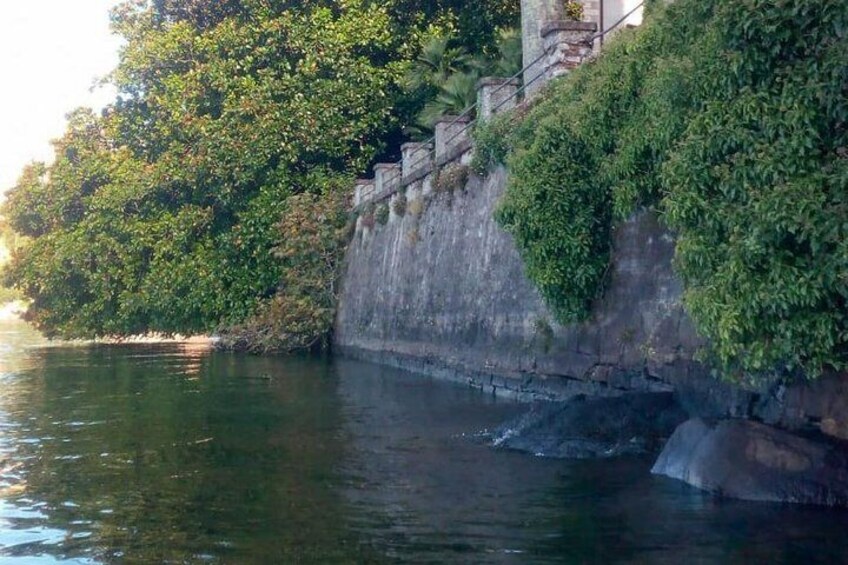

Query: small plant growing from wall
563;0;584;21
434;163;470;193
361;203;376;229
376;203;390;225
407;196;429;218
392;193;408;217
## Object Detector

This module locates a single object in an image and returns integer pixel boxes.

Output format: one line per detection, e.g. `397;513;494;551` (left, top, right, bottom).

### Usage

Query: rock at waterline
490;392;687;459
652;418;848;507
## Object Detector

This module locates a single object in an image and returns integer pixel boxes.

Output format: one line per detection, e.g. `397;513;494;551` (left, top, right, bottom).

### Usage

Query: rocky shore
489;385;848;508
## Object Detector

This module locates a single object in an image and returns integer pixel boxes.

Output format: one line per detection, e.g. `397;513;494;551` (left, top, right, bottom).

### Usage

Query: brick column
541;20;597;82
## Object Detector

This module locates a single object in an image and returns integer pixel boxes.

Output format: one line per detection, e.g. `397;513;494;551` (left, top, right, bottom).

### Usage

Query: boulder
652;418;848;506
755;371;848;441
490;392;687;458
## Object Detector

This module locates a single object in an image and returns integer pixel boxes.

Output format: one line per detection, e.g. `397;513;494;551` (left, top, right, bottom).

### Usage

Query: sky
0;0;122;194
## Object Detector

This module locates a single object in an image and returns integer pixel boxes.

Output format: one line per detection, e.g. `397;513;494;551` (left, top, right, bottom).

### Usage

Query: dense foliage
403;28;522;135
219;181;351;353
477;0;847;380
3;0;519;344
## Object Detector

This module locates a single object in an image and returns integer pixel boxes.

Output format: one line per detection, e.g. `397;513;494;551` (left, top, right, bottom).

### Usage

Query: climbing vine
475;0;848;380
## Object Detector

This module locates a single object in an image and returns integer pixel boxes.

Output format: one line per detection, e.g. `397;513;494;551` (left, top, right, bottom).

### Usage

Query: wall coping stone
434;114;472;126
541;20;598;37
403;163;434;187
401;141;431;151
435;138;473;168
476;76;521;89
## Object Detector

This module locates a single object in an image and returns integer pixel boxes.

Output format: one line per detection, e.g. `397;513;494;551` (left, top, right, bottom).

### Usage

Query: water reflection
0;320;846;563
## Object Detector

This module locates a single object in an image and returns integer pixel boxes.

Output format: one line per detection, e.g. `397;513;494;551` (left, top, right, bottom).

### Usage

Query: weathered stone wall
337;156;848;442
336;157;749;413
335;0;848;447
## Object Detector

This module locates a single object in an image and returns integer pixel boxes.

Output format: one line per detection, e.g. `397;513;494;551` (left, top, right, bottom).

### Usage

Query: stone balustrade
353;13;598;212
434;114;472;165
476;77;521;121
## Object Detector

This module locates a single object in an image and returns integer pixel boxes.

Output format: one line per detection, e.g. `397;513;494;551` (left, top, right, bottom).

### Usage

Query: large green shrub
663;0;848;377
218;178;351;353
479;0;848;379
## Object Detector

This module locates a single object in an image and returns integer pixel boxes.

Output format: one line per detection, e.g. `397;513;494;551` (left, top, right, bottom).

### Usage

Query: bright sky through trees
0;0;121;194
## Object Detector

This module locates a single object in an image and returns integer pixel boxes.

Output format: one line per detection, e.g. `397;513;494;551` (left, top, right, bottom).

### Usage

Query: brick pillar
541;20;597;82
477;77;521;121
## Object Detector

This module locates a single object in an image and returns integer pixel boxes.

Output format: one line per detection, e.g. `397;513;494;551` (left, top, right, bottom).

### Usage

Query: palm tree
405;29;523;135
490;28;522;78
403;35;478;92
416;70;481;129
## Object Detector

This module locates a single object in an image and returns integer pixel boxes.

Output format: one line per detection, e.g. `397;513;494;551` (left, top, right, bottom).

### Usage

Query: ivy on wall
474;0;848;380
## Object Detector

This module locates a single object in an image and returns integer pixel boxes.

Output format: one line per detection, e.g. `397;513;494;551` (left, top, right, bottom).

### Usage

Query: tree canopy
3;0;519;340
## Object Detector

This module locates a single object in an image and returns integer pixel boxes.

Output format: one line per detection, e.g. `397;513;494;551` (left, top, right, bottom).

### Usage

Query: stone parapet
354;179;375;208
374;163;401;200
434;115;472;165
401;142;433;182
541;20;597;82
477;77;521;121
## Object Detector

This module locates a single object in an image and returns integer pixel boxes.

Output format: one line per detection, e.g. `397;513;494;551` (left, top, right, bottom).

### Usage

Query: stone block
477;77;521;121
434;115;472;164
653;418;848;507
541;20;597;82
401;142;433;181
374;163;401;199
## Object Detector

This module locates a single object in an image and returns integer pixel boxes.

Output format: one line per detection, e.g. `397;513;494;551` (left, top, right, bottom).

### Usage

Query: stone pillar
521;0;564;97
354;179;374;207
541;20;597;82
477;77;521;121
374;163;401;199
434;115;472;164
401;142;433;180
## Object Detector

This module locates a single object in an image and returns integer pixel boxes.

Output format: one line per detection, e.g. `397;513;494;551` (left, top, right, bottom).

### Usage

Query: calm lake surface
1;321;848;563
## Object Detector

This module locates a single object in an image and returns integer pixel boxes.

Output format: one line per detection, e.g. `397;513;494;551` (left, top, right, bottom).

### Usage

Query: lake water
1;321;848;564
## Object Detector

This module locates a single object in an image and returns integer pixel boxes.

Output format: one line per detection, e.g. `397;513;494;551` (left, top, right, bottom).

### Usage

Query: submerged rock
491;392;687;458
652;418;848;506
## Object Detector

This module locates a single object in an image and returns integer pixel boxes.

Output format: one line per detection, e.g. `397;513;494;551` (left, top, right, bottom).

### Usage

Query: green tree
4;0;401;338
3;0;518;344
